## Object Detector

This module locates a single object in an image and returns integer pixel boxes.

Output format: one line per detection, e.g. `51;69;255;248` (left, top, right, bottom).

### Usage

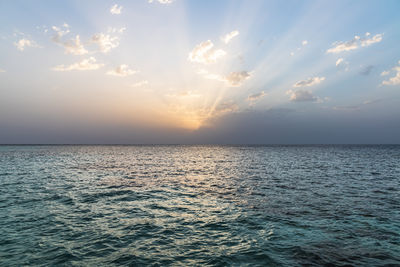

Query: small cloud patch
286;89;319;102
110;4;123;15
381;60;400;86
200;69;251;87
107;64;137;77
91;33;120;53
293;77;325;88
221;30;239;44
188;40;226;64
51;24;88;55
52;57;104;71
327;32;383;54
14;38;39;51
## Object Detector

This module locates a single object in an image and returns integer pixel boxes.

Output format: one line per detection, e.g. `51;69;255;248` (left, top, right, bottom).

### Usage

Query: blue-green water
0;145;399;266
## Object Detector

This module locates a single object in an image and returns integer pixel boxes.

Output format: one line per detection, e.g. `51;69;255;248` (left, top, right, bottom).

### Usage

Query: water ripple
0;145;399;266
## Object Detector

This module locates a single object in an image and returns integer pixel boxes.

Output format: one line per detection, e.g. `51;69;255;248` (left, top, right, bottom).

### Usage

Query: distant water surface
0;145;399;266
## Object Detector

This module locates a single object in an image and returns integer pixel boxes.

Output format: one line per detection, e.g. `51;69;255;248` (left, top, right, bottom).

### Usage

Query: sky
0;0;400;144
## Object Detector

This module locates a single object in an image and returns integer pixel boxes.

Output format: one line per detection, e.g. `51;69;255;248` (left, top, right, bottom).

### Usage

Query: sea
0;145;399;266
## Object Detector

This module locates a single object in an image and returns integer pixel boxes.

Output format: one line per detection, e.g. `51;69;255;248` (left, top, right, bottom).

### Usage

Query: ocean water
0;145;399;266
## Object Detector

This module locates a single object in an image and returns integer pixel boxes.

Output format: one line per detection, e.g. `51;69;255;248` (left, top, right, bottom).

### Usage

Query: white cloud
221;30;239;44
293;76;325;88
336;58;344;66
188;40;226;64
286;89;319;102
382;60;400;86
14;38;39;51
290;40;308;56
0;69;5;73
110;4;123;15
148;0;174;4
52;24;88;55
91;33;119;53
200;70;251;87
52;57;104;71
381;70;390;76
106;64;136;77
247;91;266;102
327;36;359;53
360;33;383;47
336;58;349;71
63;36;87;55
131;80;149;87
107;27;126;34
327;32;383;54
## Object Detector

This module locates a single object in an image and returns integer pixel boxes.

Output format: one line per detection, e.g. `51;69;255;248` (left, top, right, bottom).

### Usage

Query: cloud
333;105;360;111
360;33;383;47
0;68;5;73
382;60;400;86
188;40;226;64
107;27;126;34
336;58;349;71
148;0;174;4
286;89;319;102
52;24;88;55
110;4;123;15
327;32;383;54
213;101;239;116
221;30;239;44
225;71;251;86
52;57;104;71
200;69;251;87
336;58;344;66
293;76;325;88
91;33;119;53
14;38;39;51
291;40;308;56
327;36;359;53
363;99;381;105
51;24;70;40
106;64;136;77
381;70;390;76
360;65;374;76
62;36;87;55
131;80;149;87
247;91;266;103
